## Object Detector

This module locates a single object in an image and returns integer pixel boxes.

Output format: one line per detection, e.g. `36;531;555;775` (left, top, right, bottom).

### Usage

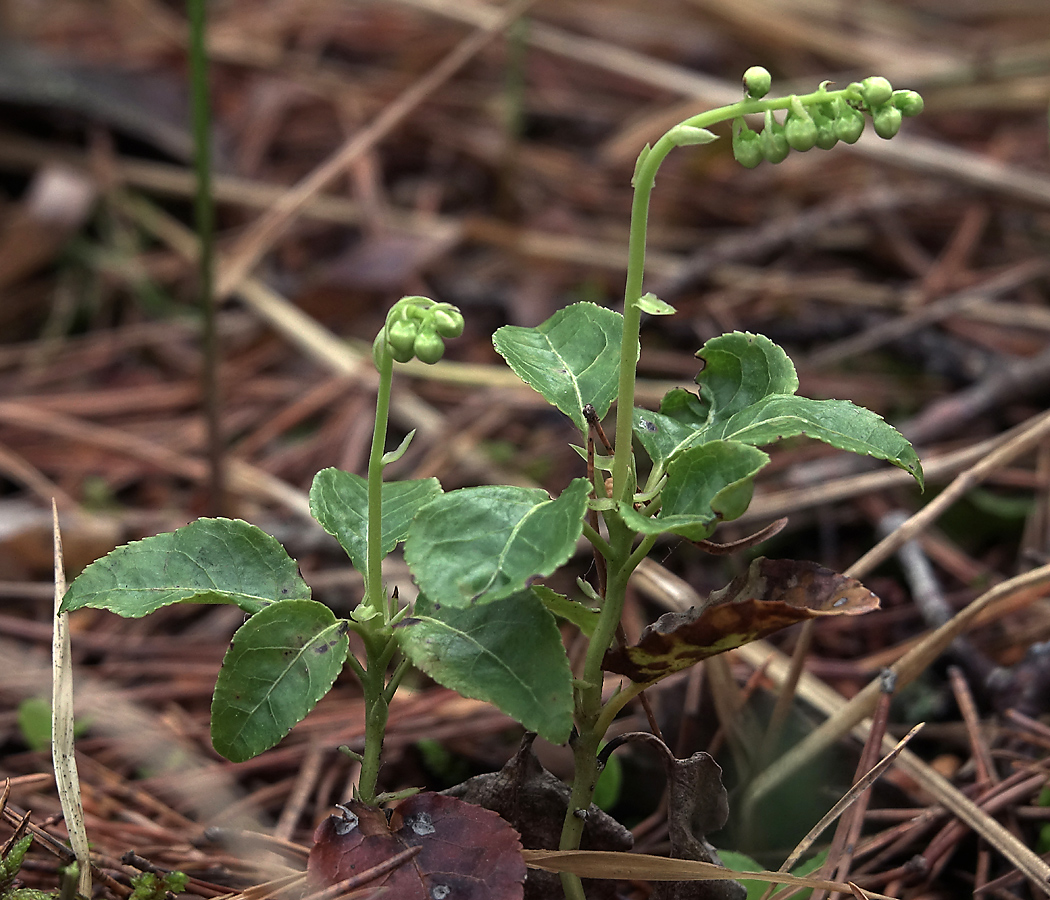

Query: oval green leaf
310;468;443;576
633;332;923;489
211;599;348;762
697;331;799;420
533;585;599;637
60;518;311;617
493;302;625;431
397;591;573;744
405;479;591;608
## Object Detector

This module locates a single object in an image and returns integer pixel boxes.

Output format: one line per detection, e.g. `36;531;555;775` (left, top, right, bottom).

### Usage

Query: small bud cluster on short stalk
730;69;924;169
372;295;464;366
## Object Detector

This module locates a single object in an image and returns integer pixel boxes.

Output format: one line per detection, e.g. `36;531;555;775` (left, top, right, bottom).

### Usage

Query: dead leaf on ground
599;731;743;900
604;558;880;682
307;792;526;900
443;733;633;900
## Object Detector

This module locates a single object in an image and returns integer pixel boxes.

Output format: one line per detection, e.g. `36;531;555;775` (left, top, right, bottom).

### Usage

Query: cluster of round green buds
845;76;924;140
373;295;464;366
731;69;924;168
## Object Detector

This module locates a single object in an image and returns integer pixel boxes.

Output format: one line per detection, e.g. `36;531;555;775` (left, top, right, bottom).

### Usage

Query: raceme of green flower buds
725;69;922;168
374;296;464;365
743;66;772;99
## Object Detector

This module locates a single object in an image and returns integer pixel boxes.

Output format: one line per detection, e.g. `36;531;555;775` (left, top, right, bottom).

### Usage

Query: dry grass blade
50;498;90;896
779;723;924;878
0;398;314;521
521;850;894;898
214;872;307;900
744;563;1050;800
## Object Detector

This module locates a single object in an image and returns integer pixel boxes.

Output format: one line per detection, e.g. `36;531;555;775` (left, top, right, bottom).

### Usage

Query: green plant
127;870;189;900
60;68;924;899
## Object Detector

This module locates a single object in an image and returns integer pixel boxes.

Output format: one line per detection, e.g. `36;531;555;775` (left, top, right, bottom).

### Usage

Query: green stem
623;532;659;577
567;86;871;892
580;520;613;561
353;328;400;805
367;340;395;621
593;680;648;739
558;513;635;898
609;84;863;506
355;634;390;806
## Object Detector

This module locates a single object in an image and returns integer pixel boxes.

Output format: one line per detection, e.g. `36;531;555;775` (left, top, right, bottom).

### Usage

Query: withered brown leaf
308;792;526;900
444;734;632;900
604;558;879;683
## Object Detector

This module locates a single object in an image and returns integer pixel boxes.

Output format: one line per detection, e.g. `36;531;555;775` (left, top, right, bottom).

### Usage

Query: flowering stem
576;83;879;889
611;84;869;502
367;337;395;621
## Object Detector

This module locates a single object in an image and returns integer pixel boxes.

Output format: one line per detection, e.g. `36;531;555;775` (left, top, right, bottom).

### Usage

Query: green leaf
633;398;704;471
17;698;52;752
381;429;416;466
397;590;573;743
634;332;923;488
620;441;769;540
699;331;799;418
310;469;442;575
60;518;310;617
637;292;676;316
405;479;591;608
668;125;719;147
211;599;348;762
714;851;764;900
493;302;625;431
533;585;599;636
716;849;825;900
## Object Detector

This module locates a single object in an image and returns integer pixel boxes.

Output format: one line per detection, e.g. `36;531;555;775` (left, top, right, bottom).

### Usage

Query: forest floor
2;0;1050;898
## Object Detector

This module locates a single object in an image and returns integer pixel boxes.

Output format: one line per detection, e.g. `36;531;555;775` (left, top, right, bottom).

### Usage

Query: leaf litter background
2;0;1050;898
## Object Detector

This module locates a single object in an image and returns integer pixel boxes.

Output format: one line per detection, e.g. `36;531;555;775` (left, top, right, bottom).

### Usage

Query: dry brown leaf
307;792;526;900
604;558;880;683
